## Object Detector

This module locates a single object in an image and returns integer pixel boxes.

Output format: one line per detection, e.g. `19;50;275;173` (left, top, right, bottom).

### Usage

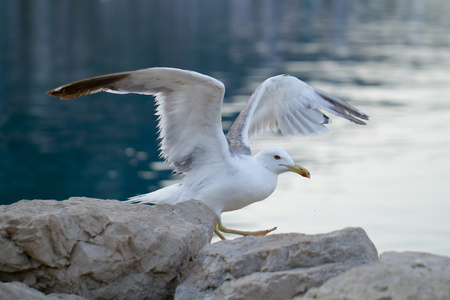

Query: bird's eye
274;155;281;160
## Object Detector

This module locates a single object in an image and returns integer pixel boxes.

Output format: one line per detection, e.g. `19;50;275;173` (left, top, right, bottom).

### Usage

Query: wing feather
292;111;319;135
48;67;230;173
226;74;369;154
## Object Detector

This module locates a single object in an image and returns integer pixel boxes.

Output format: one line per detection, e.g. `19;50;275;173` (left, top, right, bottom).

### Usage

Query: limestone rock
0;281;86;299
175;227;378;299
0;197;216;299
301;251;450;300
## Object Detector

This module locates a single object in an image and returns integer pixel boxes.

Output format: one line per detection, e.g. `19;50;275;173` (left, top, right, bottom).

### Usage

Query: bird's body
48;67;368;238
131;148;282;215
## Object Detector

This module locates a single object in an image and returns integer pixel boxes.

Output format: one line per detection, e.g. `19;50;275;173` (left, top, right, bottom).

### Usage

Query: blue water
1;0;449;256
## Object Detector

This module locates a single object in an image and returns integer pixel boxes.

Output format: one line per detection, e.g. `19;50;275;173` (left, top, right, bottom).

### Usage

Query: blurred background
1;0;449;255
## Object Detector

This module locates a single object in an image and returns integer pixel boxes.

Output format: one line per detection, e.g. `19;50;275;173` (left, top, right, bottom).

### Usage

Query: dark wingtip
46;87;73;100
46;72;130;100
353;112;369;125
313;87;369;126
46;87;91;100
46;88;59;97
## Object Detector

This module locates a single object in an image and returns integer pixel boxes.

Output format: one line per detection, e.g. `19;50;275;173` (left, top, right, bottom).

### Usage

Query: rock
175;227;378;299
0;197;217;299
4;198;447;300
301;251;450;300
0;281;86;299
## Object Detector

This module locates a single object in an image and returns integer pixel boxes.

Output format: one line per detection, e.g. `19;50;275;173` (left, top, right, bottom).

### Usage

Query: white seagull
48;67;368;239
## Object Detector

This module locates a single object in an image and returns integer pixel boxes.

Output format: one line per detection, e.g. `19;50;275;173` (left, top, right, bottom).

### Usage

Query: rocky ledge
0;197;449;300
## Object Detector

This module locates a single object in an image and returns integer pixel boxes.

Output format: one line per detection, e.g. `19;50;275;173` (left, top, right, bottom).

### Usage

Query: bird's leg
215;219;277;239
214;222;227;240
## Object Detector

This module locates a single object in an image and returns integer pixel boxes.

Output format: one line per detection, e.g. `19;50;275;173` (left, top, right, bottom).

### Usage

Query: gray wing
226;74;369;155
48;67;231;173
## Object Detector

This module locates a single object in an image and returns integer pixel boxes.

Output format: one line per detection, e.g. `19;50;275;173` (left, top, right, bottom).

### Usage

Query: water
1;0;449;256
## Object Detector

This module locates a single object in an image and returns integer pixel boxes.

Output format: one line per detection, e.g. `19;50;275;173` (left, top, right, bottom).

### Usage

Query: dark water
1;1;450;254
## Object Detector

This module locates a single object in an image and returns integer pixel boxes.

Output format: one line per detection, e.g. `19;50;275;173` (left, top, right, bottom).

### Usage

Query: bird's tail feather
127;183;184;205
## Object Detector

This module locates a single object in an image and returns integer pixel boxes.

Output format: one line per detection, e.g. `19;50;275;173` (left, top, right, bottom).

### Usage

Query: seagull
48;67;368;239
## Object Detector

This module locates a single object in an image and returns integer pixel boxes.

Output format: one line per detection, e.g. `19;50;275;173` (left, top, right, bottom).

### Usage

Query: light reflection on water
1;1;449;256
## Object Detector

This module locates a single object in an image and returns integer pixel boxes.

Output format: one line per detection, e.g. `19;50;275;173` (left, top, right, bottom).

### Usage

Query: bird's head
254;148;310;178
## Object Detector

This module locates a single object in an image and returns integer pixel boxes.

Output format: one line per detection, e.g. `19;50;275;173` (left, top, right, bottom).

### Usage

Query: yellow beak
284;163;310;178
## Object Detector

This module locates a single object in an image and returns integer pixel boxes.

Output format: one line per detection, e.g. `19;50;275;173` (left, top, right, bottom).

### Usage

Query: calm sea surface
1;0;449;256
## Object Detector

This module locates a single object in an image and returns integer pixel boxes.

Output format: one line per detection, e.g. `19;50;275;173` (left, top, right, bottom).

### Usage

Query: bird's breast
198;164;278;214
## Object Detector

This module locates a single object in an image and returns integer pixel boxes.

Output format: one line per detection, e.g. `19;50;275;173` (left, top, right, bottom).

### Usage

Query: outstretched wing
48;67;230;173
226;74;369;155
